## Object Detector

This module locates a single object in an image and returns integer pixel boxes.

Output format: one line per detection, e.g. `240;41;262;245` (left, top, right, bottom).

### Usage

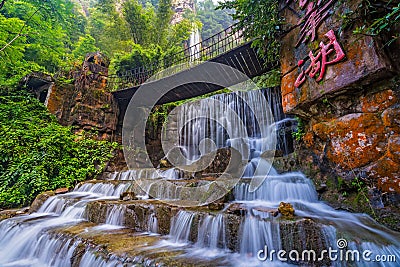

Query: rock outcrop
279;0;400;229
45;52;118;141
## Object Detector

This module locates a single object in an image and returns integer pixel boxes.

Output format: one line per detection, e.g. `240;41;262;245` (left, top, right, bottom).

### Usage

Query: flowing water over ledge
0;88;399;266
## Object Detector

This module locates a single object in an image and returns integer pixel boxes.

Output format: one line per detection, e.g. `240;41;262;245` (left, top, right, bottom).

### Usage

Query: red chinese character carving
295;30;345;87
296;0;335;47
299;0;310;8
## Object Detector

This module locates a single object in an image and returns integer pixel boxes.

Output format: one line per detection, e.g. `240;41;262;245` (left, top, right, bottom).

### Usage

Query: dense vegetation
0;88;118;208
195;0;233;40
0;0;233;208
2;0;395;205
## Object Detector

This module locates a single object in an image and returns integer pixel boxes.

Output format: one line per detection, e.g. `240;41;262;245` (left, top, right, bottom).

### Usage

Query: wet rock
30;191;55;213
159;159;172;168
0;207;29;221
71;243;85;267
188;147;245;177
278;202;295;217
227;203;248;216
55;188;69;194
124;201;179;234
208;201;224;211
316;183;328;194
225;213;242;251
253;206;279;217
120;192;138;201
280;218;331;266
85;201;108;224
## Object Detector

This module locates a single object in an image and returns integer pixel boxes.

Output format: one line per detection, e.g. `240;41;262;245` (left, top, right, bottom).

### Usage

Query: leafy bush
218;0;281;62
0;89;118;208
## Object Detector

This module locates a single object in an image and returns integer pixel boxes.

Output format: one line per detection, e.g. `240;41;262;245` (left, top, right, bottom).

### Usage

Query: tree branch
0;7;40;53
0;0;6;10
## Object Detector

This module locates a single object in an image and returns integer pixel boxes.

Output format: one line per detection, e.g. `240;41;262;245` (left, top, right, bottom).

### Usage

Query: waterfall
196;214;226;249
234;172;318;202
169;210;195;243
0;172;133;266
167;88;284;165
79;251;124;267
240;213;280;257
147;212;158;233
75;182;129;197
0;87;399;266
189;25;201;61
105;205;126;226
108;168;181;180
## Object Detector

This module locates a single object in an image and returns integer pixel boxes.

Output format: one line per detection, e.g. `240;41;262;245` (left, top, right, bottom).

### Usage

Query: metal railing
107;23;245;90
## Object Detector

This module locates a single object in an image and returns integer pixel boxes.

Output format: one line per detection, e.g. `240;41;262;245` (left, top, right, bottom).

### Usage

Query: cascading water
189;26;201;61
169;210;195;244
147;212;158;233
159;88;400;265
196;214;226;250
170;88;282;169
0;87;399;266
105;205;126;226
0;176;132;266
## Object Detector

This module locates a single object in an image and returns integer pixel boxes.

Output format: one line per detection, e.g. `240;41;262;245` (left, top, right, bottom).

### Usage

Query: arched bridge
109;24;278;119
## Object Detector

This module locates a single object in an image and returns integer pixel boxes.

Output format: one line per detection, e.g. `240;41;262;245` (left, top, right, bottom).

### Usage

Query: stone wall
279;0;400;229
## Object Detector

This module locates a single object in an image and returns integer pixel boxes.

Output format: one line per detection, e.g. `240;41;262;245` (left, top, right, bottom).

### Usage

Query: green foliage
0;13;38;86
87;0;132;57
292;116;305;141
109;0;196;74
154;0;174;47
123;0;156;46
195;0;234;40
218;0;281;62
0;0;88;84
0;88;118;208
353;1;400;45
254;68;281;88
72;34;100;61
110;44;164;75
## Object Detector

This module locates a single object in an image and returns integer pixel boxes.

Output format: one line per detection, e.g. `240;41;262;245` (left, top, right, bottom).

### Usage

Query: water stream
0;88;399;266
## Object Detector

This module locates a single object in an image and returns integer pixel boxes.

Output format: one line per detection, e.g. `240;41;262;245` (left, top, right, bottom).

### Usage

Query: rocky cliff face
279;0;400;229
46;52;118;141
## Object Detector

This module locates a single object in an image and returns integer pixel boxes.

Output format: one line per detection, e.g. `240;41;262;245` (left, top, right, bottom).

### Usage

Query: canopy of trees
0;0;234;208
0;0;232;84
195;0;233;40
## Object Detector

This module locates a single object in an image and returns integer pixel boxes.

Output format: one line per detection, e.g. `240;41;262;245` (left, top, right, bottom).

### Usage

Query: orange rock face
360;89;397;113
382;106;400;132
279;1;394;116
304;88;400;193
388;135;400;163
279;0;400;197
366;157;400;193
316;114;386;169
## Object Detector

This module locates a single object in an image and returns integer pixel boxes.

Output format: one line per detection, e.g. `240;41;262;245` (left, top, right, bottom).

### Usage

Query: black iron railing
107;23;245;90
